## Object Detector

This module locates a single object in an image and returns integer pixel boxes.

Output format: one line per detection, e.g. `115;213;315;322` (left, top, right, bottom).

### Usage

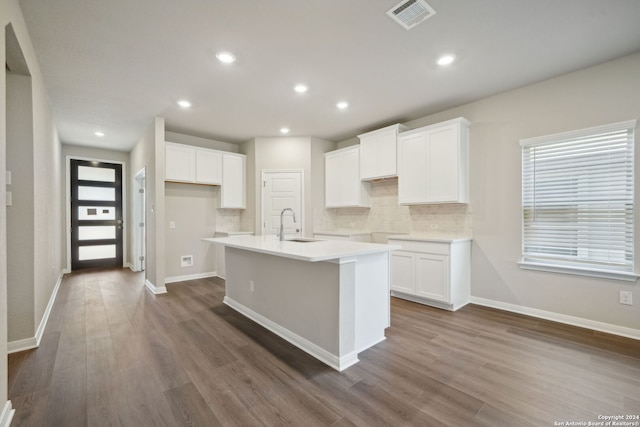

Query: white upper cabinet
325;146;370;208
220;153;246;209
165;142;222;185
359;123;409;180
165;142;196;182
165;142;246;208
195;149;222;184
398;117;470;204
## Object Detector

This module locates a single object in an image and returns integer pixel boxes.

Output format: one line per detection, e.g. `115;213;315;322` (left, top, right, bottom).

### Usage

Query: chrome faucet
279;208;297;241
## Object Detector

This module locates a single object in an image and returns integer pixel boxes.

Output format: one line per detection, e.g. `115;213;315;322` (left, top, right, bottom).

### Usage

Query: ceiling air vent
387;0;436;30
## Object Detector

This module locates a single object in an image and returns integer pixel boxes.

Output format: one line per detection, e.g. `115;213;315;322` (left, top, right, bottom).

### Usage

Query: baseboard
164;271;217;284
0;401;14;427
7;336;37;354
35;271;64;344
126;262;134;271
145;279;167;295
223;296;359;371
8;270;64;354
391;291;463;311
470;296;640;341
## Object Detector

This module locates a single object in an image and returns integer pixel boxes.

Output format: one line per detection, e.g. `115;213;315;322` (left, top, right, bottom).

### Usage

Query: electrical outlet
620;291;633;305
169;221;176;229
249;280;255;292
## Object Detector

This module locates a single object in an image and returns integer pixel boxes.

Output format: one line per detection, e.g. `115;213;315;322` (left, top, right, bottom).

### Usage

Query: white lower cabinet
389;237;471;311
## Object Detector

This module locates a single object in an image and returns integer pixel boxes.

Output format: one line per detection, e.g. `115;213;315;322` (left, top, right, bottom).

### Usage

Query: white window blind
520;120;636;279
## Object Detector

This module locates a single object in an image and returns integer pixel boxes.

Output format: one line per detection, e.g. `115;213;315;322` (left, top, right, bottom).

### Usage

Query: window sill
518;261;639;282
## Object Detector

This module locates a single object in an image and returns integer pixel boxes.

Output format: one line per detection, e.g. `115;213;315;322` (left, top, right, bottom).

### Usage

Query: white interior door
262;171;303;237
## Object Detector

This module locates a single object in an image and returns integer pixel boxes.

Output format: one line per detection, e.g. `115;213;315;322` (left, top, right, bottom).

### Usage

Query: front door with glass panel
70;159;123;270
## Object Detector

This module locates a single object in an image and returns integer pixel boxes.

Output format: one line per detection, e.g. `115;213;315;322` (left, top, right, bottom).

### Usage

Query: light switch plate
6;171;11;185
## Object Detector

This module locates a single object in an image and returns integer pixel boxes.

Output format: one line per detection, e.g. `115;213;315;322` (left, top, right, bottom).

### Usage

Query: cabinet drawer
388;239;450;255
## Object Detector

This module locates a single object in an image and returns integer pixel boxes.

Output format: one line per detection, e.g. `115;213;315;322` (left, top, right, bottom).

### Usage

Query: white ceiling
17;0;640;151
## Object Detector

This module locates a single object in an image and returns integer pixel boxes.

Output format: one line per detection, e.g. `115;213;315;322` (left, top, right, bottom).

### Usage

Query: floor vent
386;0;437;30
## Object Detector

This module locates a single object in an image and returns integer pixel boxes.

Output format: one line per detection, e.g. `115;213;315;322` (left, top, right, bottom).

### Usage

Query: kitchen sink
285;238;323;243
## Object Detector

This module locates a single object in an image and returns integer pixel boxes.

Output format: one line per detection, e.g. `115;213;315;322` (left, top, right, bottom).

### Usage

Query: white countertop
203;235;400;262
387;233;472;243
213;230;254;237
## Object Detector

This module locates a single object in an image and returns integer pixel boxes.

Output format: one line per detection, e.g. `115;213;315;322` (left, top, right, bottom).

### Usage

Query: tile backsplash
314;178;472;235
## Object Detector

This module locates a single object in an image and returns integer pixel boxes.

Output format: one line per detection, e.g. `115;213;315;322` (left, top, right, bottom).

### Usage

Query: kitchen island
203;235;399;371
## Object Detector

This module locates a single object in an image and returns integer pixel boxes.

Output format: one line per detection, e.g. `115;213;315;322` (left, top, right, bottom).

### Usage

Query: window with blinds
520;120;637;281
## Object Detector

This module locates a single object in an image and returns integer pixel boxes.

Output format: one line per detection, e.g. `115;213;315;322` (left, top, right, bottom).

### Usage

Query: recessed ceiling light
94;131;104;137
437;54;456;66
336;101;349;110
177;99;192;108
294;84;308;93
216;51;236;64
280;127;290;134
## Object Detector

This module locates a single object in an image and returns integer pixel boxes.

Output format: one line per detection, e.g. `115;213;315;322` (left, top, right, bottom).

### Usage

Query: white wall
246;136;334;236
164;182;216;279
5;3;63;346
31;56;62;345
162;131;244;280
381;52;640;332
310;137;336;233
6;73;34;342
130;117;165;290
1;0;63;415
165;131;239;153
0;23;8;413
239;138;256;231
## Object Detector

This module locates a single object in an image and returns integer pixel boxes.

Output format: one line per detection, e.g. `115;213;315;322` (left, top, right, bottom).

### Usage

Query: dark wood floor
8;268;640;426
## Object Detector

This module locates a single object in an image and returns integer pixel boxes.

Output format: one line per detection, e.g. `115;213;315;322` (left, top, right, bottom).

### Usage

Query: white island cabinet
203;235;399;371
388;235;471;311
398;117;470;204
213;230;254;279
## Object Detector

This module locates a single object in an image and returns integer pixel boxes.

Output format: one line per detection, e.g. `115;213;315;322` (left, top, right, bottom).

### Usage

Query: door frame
65;156;127;271
132;167;145;272
261;169;305;236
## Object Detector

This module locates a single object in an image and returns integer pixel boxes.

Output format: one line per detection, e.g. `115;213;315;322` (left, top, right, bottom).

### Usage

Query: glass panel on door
78;206;116;220
78;186;116;201
78;165;116;182
79;245;117;261
78;226;116;240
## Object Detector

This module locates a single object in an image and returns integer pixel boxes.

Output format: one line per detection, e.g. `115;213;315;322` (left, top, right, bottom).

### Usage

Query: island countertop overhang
203;235;400;262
